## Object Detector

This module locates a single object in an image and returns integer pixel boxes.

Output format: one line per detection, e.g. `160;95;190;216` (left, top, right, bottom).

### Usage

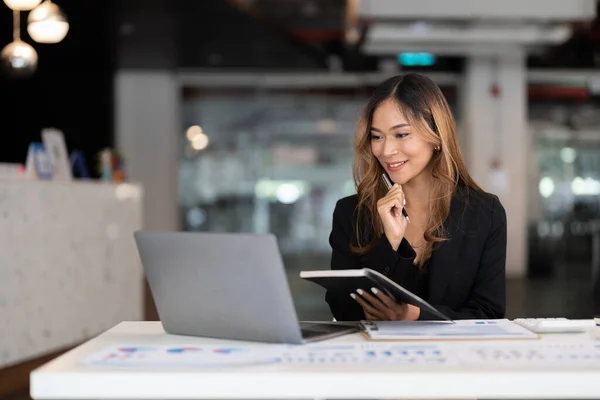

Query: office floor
3;393;26;400
4;255;597;400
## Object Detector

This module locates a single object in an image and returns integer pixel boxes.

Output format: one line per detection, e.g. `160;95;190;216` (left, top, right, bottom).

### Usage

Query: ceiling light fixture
1;0;68;78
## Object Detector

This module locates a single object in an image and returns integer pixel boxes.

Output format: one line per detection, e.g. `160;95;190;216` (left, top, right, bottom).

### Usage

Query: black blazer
325;185;507;321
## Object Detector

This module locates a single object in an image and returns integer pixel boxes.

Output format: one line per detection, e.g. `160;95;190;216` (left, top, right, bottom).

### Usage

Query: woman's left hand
351;288;421;321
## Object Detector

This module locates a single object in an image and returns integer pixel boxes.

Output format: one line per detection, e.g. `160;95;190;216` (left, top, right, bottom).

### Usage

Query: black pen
381;173;411;223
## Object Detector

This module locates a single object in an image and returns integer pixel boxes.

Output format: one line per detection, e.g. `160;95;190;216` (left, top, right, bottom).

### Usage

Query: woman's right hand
377;183;408;251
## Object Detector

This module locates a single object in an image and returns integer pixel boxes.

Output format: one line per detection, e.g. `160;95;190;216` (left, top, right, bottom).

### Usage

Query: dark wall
0;0;331;172
176;0;327;70
0;0;114;175
112;0;328;70
1;0;598;171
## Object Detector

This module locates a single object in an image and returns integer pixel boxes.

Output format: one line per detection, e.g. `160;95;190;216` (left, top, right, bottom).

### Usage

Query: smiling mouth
388;161;407;168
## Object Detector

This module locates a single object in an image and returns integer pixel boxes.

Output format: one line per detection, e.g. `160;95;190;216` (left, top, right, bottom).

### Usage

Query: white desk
31;321;600;399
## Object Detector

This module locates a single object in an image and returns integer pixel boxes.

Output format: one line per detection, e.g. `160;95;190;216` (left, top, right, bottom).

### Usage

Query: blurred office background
2;0;600;398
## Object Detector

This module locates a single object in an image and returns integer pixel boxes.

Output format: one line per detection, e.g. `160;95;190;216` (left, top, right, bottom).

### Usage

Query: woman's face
370;99;434;186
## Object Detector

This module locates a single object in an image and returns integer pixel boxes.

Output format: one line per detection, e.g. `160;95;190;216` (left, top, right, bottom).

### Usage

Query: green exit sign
398;52;435;66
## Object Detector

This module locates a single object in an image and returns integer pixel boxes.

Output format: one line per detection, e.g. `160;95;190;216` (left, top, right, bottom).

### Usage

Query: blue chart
84;345;284;368
82;343;600;369
277;344;455;366
83;343;457;368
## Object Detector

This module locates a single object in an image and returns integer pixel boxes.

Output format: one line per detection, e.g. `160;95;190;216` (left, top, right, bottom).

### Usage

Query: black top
325;185;507;321
402;259;430;302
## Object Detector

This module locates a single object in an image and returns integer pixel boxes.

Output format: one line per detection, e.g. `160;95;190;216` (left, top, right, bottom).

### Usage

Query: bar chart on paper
82;344;458;368
82;342;600;369
83;345;286;368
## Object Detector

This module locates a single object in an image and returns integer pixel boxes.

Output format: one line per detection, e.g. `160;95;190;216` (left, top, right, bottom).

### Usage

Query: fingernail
350;293;356;299
356;289;363;295
371;287;378;294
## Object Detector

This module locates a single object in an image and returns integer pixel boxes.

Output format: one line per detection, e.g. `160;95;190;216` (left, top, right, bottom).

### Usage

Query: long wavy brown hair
351;73;481;267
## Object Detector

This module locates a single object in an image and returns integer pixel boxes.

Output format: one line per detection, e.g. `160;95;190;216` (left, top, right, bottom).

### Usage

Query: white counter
0;180;145;368
30;321;600;399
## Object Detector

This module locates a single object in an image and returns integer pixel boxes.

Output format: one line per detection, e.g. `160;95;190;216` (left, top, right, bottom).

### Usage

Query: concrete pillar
461;49;529;278
115;71;181;231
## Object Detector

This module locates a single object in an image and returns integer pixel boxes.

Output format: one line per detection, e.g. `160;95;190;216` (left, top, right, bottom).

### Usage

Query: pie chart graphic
167;347;203;353
86;345;282;368
213;348;244;354
117;347;156;353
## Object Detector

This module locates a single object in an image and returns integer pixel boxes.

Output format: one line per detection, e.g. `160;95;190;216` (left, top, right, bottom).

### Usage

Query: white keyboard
513;318;591;333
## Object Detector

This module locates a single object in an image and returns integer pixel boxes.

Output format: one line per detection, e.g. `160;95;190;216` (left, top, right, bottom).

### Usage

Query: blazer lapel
428;188;466;304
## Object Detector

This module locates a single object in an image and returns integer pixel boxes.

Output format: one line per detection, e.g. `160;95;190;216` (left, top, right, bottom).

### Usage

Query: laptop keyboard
300;322;356;339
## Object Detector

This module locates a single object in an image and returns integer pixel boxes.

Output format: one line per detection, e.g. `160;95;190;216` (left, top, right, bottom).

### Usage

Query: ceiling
109;0;600;72
227;0;600;70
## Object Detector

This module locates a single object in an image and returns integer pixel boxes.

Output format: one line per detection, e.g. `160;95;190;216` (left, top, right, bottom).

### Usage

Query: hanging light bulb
3;0;41;11
1;10;38;78
27;0;69;44
1;39;38;78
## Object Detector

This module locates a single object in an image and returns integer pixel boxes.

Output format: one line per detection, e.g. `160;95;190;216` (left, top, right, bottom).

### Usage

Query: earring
435;146;440;151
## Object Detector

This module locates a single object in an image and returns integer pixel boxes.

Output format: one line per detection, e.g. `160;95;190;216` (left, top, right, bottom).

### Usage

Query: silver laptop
134;231;358;344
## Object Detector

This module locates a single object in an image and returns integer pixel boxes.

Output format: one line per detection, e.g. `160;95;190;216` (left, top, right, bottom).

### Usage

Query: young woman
326;73;507;321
